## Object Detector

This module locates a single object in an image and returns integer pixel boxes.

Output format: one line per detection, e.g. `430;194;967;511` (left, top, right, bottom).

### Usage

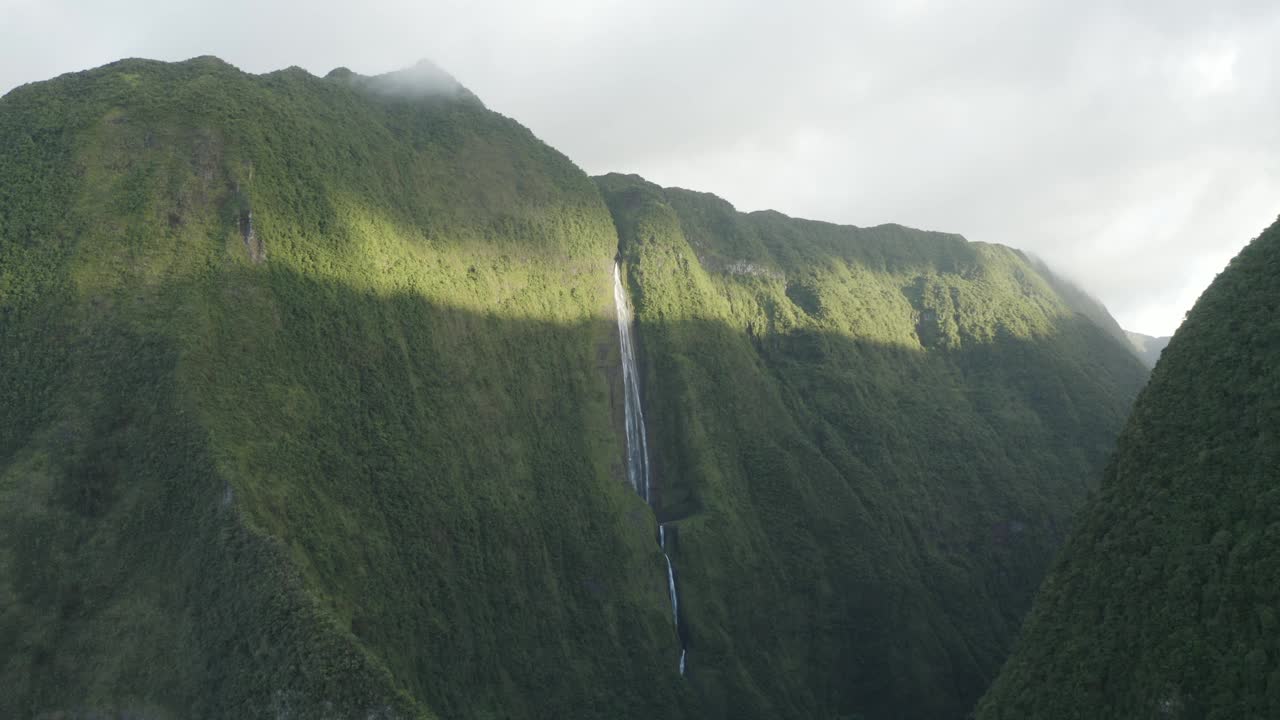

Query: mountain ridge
2;57;1148;719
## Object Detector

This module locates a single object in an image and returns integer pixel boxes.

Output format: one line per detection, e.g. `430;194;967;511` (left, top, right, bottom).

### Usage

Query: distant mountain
1125;329;1172;367
977;216;1280;719
0;58;1148;719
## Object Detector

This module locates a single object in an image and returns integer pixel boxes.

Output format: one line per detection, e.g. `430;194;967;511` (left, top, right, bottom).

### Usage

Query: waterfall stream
660;527;678;627
614;262;687;676
614;263;650;502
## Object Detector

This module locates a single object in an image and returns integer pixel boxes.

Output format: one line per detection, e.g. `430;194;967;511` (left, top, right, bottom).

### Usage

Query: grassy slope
977;216;1280;720
0;58;691;718
596;174;1150;720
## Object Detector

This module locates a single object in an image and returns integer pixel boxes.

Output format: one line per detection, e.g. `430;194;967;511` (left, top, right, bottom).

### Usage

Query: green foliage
976;216;1280;720
0;58;688;719
596;174;1149;719
0;56;1149;720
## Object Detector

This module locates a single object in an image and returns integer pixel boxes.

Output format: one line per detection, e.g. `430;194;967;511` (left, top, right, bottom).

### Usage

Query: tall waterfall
614;262;687;676
614;263;651;502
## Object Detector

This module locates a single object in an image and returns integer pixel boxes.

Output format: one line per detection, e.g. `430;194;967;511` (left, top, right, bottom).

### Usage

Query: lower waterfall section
660;524;688;676
614;262;688;676
660;526;678;628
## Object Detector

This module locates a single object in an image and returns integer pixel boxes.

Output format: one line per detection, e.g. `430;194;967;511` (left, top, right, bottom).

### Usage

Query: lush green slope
597;175;1150;719
977;216;1280;720
0;58;691;719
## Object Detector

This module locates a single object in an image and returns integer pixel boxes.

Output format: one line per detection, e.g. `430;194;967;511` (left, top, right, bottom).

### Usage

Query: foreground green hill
976;216;1280;719
0;57;1150;719
0;57;688;718
597;175;1150;719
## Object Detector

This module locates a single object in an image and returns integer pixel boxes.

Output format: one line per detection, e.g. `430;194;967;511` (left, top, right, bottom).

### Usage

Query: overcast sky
4;0;1278;335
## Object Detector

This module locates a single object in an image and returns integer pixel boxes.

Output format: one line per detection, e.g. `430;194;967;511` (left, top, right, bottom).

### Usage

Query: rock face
238;206;265;263
977;216;1280;720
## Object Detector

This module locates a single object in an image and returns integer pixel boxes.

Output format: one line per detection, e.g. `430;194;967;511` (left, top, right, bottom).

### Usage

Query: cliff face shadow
2;250;1145;720
0;262;691;720
630;302;1147;720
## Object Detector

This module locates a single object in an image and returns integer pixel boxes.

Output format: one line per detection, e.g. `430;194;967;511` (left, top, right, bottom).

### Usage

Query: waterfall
663;554;679;627
614;263;651;502
614;262;687;676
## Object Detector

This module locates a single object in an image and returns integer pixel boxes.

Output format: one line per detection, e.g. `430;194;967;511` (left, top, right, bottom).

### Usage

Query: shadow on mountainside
2;258;1145;720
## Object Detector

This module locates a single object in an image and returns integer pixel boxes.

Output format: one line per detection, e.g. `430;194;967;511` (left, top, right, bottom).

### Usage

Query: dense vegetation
597;175;1149;719
0;57;1150;719
0;57;689;719
977;216;1280;719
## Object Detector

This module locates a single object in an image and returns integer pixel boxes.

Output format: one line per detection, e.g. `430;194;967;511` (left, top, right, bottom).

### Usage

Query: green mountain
0;57;1147;719
1125;329;1173;368
597;175;1149;718
0;56;688;719
976;216;1280;719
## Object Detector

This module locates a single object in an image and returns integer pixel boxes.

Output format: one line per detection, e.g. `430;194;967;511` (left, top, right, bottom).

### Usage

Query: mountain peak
363;58;478;104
